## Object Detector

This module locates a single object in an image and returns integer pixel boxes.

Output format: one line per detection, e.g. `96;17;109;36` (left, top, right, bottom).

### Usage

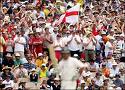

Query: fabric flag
57;4;80;25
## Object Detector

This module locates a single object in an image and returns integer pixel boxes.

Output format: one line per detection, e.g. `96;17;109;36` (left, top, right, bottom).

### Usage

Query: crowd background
0;0;125;90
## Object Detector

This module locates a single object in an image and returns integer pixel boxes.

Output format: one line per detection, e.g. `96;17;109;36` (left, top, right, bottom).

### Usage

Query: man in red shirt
32;32;43;57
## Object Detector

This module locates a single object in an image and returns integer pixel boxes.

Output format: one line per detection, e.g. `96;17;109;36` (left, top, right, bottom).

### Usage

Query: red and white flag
57;4;80;25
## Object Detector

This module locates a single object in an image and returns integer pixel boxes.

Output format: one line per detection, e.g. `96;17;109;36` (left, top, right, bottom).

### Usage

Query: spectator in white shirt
67;30;81;57
105;37;115;57
95;73;104;87
110;62;119;77
2;75;14;89
83;31;97;62
14;64;28;80
14;31;26;59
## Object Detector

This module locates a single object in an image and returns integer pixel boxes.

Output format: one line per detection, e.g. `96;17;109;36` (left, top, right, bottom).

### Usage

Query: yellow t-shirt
39;68;48;78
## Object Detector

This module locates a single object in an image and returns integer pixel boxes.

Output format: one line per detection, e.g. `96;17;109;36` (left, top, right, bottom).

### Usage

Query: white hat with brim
81;80;85;84
32;20;37;24
38;53;43;57
112;62;117;65
3;7;8;10
31;68;36;72
101;31;106;35
15;53;20;57
116;87;122;90
2;66;11;71
108;87;114;90
54;77;60;81
6;53;12;57
73;54;78;57
37;15;44;19
41;64;46;67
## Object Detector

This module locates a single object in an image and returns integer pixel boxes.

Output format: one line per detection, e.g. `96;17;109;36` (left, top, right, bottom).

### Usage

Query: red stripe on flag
62;11;78;23
65;11;78;16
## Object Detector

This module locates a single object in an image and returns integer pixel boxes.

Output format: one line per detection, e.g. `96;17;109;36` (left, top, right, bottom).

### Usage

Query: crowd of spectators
0;0;125;89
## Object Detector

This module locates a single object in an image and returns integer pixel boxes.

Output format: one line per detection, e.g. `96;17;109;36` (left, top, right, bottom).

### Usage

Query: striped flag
57;4;80;25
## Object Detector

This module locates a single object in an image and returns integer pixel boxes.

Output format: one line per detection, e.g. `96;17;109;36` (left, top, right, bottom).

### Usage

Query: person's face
104;80;109;85
96;75;100;79
28;59;32;63
15;56;20;60
19;65;24;69
61;53;70;60
45;28;49;33
6;57;12;60
54;80;60;84
6;77;10;81
41;66;45;71
38;56;43;59
0;80;2;84
113;65;117;69
34;33;39;37
91;80;95;84
102;65;106;68
5;69;9;73
70;26;74;30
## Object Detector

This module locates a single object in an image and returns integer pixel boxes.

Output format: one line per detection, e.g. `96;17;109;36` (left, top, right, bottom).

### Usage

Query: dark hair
115;74;120;78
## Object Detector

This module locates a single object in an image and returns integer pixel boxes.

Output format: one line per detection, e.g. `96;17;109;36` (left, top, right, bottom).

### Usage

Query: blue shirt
23;63;36;70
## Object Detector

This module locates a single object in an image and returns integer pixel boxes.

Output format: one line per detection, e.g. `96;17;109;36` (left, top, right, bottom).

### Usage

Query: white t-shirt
95;35;102;50
110;67;119;77
2;80;14;89
58;57;84;81
53;38;63;51
61;36;69;47
105;41;113;57
83;37;96;50
68;35;81;51
116;40;124;50
14;36;26;52
95;78;103;87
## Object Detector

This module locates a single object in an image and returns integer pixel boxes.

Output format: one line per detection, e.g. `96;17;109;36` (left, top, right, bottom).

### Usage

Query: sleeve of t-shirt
2;37;5;45
83;37;88;44
105;42;112;48
76;36;81;43
73;58;84;68
20;38;26;44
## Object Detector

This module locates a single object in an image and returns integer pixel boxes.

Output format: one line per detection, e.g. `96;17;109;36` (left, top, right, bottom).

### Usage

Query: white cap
110;74;114;78
31;68;36;72
81;80;85;84
32;20;37;24
15;53;20;57
86;71;91;76
38;15;44;19
41;64;46;67
84;86;88;89
74;54;78;57
38;53;43;57
101;31;106;34
112;62;117;65
54;77;60;81
116;87;121;90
